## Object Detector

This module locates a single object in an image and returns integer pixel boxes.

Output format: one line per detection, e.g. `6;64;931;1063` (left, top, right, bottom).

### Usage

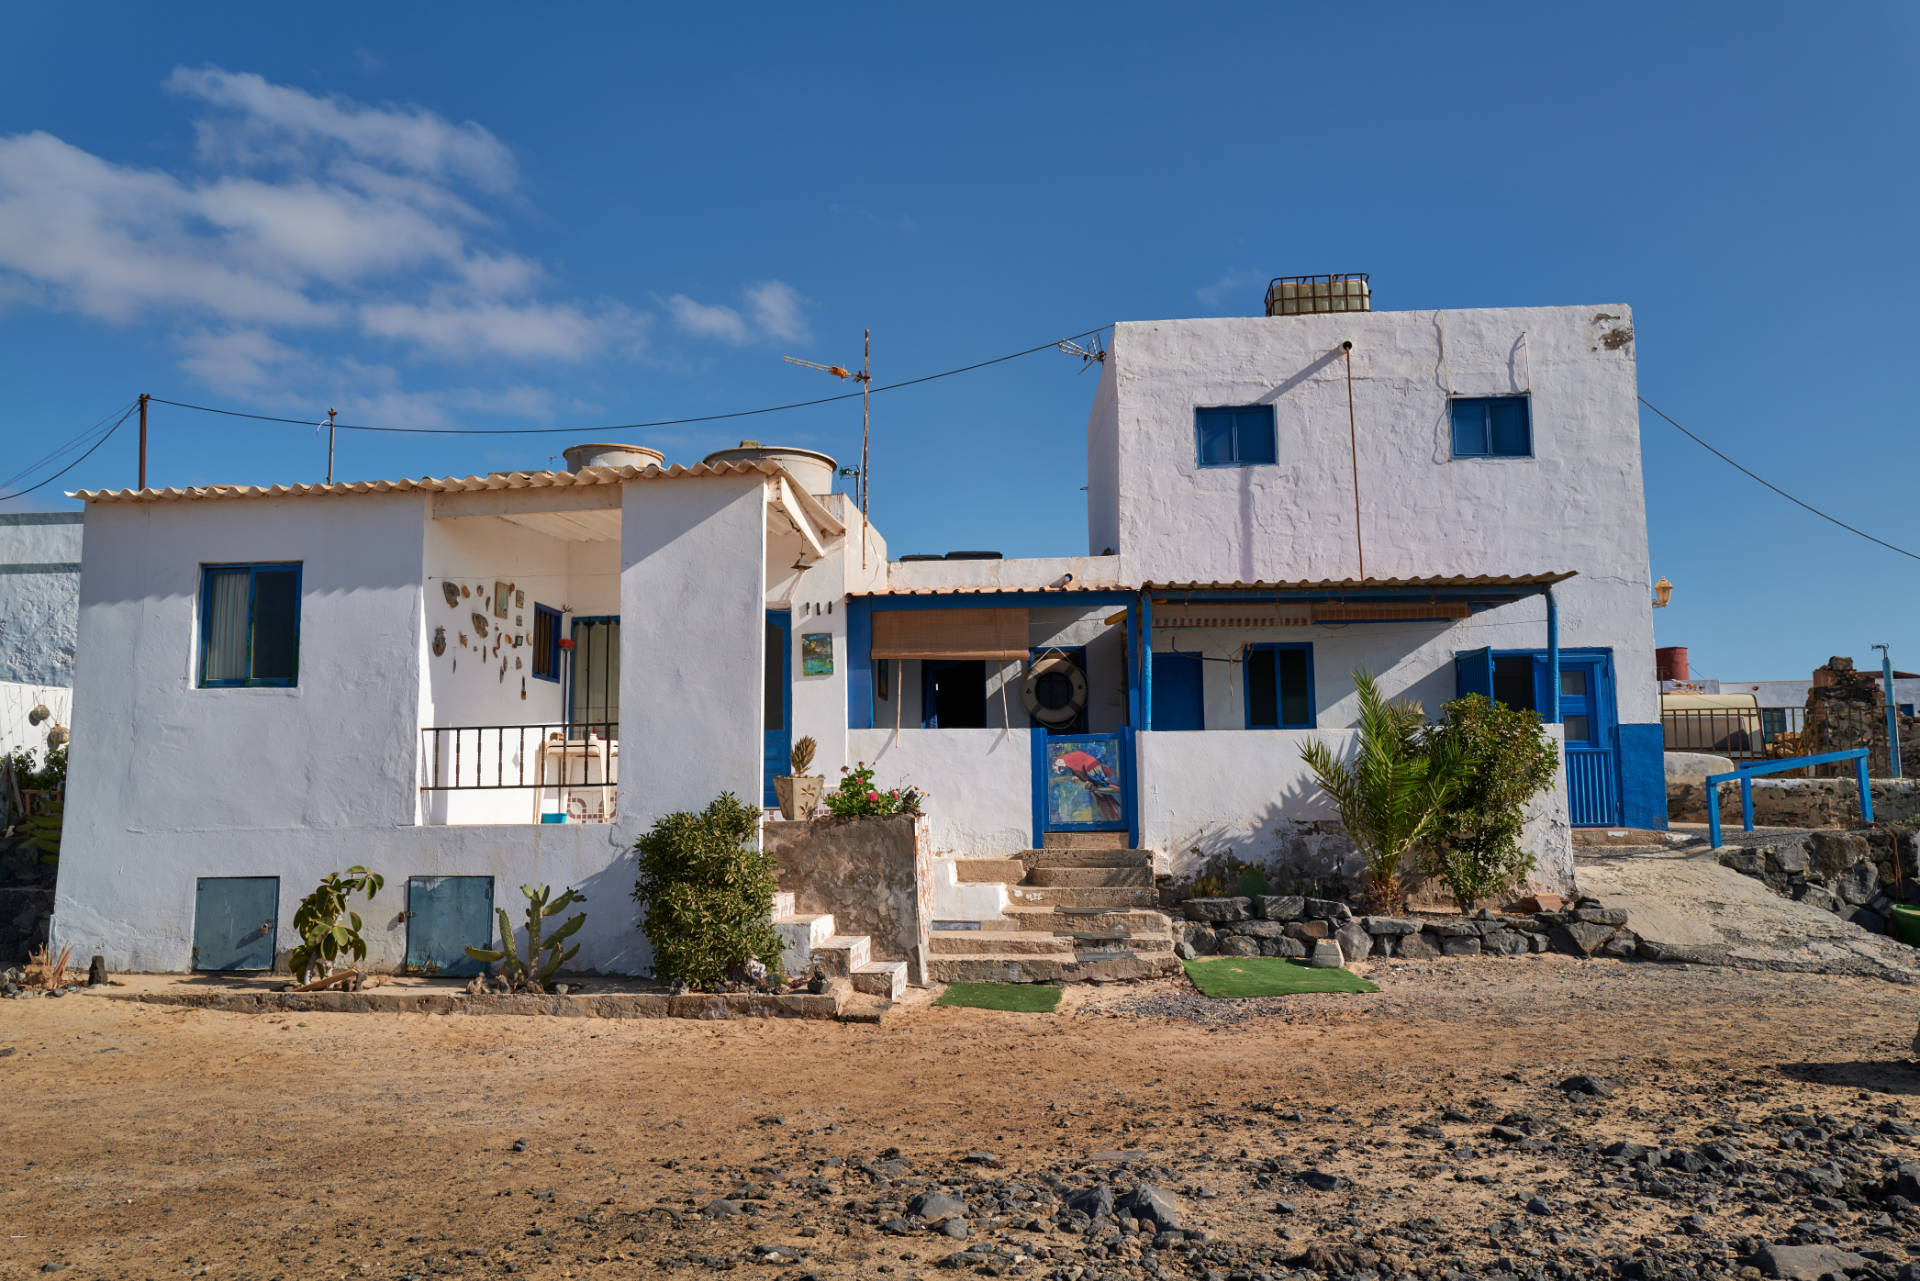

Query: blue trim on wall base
1616;722;1668;830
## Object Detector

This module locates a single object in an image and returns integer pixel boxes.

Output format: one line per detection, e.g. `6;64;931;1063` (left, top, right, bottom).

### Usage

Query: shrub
6;744;66;793
289;866;384;983
1422;694;1561;910
632;792;785;990
465;884;586;992
821;762;924;818
1299;669;1465;912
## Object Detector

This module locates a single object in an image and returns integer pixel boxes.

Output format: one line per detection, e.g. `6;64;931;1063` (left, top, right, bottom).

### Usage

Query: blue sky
2;3;1916;681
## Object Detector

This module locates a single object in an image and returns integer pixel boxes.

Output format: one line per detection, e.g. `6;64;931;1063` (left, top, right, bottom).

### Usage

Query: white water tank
562;442;665;472
701;443;838;496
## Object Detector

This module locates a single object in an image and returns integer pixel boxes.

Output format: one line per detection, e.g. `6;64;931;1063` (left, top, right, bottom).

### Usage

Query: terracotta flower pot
773;774;826;820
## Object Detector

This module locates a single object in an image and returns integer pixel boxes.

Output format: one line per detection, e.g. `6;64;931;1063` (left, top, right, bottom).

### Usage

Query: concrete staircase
772;892;906;1001
928;834;1179;983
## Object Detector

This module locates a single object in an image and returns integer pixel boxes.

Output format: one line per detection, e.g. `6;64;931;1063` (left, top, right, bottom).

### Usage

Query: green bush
821;762;924;817
1422;694;1561;910
289;866;384;983
6;744;66;793
632;792;785;990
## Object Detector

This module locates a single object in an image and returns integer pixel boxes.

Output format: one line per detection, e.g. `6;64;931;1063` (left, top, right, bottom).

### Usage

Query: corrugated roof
72;459;846;538
853;583;1129;597
1147;573;1577;592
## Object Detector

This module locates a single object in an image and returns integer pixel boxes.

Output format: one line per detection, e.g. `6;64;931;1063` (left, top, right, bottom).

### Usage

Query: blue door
764;610;791;806
1151;652;1205;730
1558;659;1623;827
1036;731;1131;833
406;876;494;976
192;876;279;971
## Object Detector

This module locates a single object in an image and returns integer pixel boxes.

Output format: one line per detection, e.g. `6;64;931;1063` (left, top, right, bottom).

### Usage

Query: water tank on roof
701;442;838;496
562;442;665;472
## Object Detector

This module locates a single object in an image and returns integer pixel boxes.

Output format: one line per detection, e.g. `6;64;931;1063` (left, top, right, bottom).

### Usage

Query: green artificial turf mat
932;982;1063;1012
1182;956;1379;998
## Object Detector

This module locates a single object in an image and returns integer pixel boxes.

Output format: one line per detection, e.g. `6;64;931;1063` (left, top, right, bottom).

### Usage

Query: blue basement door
406;876;495;976
764;610;792;806
1557;659;1622;828
1151;652;1205;730
192;876;279;971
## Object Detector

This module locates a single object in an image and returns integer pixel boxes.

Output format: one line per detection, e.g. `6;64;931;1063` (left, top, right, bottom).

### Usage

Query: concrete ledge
96;987;852;1021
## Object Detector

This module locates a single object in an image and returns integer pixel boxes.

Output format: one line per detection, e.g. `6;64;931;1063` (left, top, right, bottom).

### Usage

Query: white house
0;511;82;759
52;285;1663;976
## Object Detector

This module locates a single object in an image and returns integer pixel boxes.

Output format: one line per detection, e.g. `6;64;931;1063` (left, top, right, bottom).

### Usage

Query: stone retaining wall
1715;829;1920;934
1668;777;1920;829
1175;894;1636;963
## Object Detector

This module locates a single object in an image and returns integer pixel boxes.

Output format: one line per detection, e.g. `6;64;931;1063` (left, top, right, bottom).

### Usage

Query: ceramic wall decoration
432;626;447;657
442;581;460;608
471;612;489;638
514;656;522;669
494;581;513;620
515;589;525;609
458;632;467;647
461;585;471;598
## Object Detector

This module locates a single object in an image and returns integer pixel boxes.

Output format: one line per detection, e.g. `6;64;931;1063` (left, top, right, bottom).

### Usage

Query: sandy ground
3;956;1918;1280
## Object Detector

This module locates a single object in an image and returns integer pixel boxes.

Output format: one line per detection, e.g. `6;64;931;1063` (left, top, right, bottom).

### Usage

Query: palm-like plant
1299;670;1466;912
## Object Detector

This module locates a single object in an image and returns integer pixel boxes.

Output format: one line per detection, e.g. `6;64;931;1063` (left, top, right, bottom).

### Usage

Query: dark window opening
1492;655;1537;712
532;604;561;682
1450;395;1533;458
199;562;301;688
1195;404;1278;467
1245;644;1313;729
922;660;988;729
764;622;786;731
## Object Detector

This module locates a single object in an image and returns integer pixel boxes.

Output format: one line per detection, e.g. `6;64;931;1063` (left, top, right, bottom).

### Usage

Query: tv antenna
1057;331;1106;372
785;329;873;568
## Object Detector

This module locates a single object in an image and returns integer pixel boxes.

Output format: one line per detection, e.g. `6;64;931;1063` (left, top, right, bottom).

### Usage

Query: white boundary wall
848;728;1031;855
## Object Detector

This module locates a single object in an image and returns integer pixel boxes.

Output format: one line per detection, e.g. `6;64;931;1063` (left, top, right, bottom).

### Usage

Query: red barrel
1656;646;1689;681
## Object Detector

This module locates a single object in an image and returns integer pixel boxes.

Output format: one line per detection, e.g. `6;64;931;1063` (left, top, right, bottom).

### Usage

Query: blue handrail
1706;749;1872;847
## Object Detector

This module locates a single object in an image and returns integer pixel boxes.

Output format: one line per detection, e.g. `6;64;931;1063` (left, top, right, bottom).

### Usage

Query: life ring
1023;653;1088;730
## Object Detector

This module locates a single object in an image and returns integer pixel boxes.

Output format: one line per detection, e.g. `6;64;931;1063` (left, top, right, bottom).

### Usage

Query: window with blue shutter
1195;405;1278;467
1244;643;1314;728
1450;395;1532;458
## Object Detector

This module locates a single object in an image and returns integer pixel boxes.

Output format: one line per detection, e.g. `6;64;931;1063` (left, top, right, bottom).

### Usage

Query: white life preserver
1023;653;1088;730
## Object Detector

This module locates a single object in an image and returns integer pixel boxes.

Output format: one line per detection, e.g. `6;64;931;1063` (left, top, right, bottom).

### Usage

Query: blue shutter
1454;648;1493;700
1151;652;1205;731
1237;407;1277;463
1489;398;1531;456
1450;400;1486;456
1196;408;1235;465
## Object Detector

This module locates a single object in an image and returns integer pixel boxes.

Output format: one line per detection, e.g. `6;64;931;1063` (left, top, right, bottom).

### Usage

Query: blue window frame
1195;404;1277;467
1244;643;1314;728
531;603;562;682
198;562;301;688
1450;395;1532;458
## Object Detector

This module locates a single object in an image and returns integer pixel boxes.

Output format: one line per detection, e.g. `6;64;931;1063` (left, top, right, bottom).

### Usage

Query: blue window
532;603;562;682
1195;405;1277;467
198;562;300;688
1244;643;1314;728
1450;395;1532;458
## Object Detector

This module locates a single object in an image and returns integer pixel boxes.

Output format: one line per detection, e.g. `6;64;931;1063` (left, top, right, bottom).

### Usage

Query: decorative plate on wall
461;585;471;598
471;612;489;638
442;582;460;608
431;626;446;657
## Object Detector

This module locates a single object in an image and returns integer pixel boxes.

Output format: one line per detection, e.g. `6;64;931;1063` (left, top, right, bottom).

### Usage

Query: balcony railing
420;723;618;823
1661;707;1805;761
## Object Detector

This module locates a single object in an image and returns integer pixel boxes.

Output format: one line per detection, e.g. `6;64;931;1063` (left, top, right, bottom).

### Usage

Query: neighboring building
53;289;1662;975
0;511;82;759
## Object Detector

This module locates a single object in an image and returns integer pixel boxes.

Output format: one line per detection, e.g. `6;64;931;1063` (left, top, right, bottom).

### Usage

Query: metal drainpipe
1546;587;1561;725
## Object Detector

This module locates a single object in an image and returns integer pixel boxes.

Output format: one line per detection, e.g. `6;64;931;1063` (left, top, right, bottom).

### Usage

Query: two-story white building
52;283;1663;976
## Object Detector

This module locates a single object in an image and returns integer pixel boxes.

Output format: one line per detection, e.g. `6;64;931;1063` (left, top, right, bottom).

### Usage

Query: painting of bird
1051;746;1122;822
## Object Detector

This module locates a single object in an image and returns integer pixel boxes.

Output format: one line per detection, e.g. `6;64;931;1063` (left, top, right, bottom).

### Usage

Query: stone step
1058;930;1174;953
931;930;1075;956
995;906;1174;934
773;891;796;917
1019;848;1155;869
810;934;870;978
1042;832;1132;850
929;950;1181;985
774;912;835;977
1024;865;1153;888
850;960;907;1001
954;857;1026;884
1009;884;1158;910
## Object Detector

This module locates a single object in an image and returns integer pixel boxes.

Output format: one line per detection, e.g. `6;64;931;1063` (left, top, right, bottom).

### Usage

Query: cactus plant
789;735;817;775
465;883;586;992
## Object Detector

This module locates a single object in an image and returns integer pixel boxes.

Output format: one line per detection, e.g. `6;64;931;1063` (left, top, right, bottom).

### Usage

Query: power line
148;325;1110;437
0;398;138;492
0;402;140;504
1641;395;1920;563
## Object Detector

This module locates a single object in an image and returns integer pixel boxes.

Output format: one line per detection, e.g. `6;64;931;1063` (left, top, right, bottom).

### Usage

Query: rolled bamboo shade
871;607;1029;660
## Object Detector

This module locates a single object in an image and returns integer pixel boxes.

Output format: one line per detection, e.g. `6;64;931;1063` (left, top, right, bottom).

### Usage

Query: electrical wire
1640;395;1920;564
147;326;1111;437
0;402;140;503
0;398;139;492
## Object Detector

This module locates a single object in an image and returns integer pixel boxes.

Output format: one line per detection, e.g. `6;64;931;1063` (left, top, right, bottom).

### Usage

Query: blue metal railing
1706;749;1871;847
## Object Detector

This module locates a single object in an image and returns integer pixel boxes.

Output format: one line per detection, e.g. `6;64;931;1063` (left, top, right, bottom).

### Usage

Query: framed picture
801;632;834;677
494;581;512;620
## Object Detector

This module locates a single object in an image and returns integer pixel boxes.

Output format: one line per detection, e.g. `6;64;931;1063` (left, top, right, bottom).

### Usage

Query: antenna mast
783;332;874;569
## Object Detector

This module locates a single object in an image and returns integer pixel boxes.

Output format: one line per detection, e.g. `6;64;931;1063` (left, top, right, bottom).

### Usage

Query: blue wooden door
1151;652;1205;730
764;611;791;807
406;876;494;976
1558;659;1622;827
192;876;279;971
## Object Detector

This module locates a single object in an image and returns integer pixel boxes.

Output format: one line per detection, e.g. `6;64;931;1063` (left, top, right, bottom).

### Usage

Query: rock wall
766;814;931;985
1802;656;1920;779
1669;777;1920;828
1715;829;1920;935
0;835;55;962
1175;893;1636;962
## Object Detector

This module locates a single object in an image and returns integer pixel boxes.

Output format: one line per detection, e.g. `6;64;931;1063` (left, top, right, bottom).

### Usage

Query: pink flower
889;790;898;798
867;791;879;802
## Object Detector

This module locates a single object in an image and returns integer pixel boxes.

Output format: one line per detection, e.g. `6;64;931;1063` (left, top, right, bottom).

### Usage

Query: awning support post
1546;586;1561;725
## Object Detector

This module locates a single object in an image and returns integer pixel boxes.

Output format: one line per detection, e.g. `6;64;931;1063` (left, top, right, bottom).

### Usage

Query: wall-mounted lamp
1652;576;1674;608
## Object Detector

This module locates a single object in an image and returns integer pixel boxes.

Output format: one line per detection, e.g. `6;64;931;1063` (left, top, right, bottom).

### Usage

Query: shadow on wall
1162;776;1361;898
559;833;650;977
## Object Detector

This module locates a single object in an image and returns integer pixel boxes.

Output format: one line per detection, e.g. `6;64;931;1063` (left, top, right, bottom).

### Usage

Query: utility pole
325;408;338;485
1874;643;1902;778
783;333;874;569
137;393;149;489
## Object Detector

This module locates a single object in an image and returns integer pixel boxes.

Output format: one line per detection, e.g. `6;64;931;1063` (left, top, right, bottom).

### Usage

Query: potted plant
773;736;825;819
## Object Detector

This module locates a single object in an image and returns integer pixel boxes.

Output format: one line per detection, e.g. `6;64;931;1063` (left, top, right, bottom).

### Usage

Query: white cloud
747;280;809;344
177;328;308;390
165;65;516;191
666;293;751;344
360;299;635;361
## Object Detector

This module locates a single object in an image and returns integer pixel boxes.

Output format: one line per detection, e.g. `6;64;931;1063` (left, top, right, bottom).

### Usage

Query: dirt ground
4;955;1919;1280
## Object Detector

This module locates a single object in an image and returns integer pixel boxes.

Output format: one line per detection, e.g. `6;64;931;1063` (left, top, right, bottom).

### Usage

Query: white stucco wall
1097;307;1656;725
848;728;1032;855
0;512;83;687
0;679;70;761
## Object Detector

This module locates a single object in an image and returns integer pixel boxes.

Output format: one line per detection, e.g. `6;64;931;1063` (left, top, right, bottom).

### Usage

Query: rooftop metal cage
1265;273;1371;317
